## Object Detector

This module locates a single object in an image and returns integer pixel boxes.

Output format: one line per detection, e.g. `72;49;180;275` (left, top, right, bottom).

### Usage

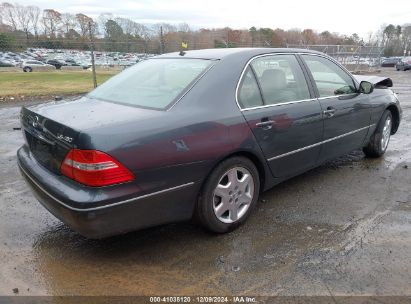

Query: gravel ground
0;68;410;297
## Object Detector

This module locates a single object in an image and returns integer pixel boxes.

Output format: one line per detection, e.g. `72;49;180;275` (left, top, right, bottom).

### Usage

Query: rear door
239;54;323;178
300;54;372;162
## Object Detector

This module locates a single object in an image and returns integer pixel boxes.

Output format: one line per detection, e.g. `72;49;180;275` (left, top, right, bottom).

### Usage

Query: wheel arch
386;104;400;134
200;150;270;196
225;151;266;192
193;149;270;225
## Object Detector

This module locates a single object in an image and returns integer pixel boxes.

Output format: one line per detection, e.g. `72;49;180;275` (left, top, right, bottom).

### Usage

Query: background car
64;59;81;66
46;59;67;70
0;60;14;67
17;48;402;238
22;60;55;72
381;57;400;67
395;57;411;71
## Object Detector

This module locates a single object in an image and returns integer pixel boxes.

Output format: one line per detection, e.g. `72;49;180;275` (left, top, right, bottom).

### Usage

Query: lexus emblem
28;115;40;129
32;115;39;128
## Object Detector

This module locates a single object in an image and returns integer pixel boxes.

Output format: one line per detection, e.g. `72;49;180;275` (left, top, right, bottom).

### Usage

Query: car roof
156;47;324;60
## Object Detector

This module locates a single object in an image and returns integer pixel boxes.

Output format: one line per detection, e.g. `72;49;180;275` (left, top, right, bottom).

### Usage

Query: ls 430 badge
57;134;73;143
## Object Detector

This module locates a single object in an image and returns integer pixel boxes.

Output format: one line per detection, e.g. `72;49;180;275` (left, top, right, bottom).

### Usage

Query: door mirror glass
359;81;374;94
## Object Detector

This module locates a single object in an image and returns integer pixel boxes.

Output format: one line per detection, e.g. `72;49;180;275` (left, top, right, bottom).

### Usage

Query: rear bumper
17;145;199;238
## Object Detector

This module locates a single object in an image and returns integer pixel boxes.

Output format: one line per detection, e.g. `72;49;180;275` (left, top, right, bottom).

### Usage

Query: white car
22;60;54;72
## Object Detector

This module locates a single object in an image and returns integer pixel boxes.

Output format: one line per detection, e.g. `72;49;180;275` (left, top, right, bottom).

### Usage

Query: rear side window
238;67;263;109
88;58;213;110
250;54;311;105
302;55;356;97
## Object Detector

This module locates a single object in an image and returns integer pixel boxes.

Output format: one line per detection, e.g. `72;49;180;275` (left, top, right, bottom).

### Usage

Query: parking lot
1;48;150;69
0;68;410;297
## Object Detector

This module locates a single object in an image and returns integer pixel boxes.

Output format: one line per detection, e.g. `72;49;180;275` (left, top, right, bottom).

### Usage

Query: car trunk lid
20;106;78;174
20;97;167;174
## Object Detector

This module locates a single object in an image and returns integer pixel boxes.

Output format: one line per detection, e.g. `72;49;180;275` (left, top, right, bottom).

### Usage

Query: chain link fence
286;44;385;72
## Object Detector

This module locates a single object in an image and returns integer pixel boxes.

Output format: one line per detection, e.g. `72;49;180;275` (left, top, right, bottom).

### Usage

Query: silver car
22;60;54;72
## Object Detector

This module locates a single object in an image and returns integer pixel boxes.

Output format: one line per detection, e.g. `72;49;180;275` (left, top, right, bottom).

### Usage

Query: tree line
0;1;410;56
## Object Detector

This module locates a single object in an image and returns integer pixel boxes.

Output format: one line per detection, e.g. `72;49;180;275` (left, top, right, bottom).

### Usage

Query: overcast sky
13;0;411;38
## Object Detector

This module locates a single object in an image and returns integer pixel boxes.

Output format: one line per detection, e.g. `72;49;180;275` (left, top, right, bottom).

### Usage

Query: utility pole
160;25;164;54
88;21;97;89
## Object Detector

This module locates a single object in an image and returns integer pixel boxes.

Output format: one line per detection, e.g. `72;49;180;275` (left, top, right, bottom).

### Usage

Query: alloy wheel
213;166;254;224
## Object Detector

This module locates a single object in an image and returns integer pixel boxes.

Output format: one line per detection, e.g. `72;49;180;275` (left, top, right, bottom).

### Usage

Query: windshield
88;58;213;109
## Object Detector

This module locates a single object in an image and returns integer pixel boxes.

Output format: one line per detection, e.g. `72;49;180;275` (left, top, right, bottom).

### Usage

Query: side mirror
359;81;374;94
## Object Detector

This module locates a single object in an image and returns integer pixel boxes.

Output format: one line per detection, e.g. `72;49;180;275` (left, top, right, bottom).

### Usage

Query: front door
300;54;372;162
239;54;323;178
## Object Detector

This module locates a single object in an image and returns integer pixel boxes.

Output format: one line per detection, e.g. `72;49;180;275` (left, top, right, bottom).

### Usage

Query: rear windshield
88;58;213;109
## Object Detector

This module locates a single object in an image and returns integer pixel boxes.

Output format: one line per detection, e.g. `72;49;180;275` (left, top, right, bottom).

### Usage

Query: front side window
250;54;311;105
88;58;213;109
302;55;356;97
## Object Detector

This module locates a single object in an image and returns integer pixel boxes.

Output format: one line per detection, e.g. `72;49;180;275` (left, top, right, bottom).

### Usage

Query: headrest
260;69;287;89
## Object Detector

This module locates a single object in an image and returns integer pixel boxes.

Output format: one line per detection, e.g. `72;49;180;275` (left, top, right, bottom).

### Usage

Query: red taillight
60;149;134;187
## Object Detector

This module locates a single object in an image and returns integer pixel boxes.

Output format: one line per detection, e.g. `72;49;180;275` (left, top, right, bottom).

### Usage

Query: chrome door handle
323;107;336;117
256;120;274;130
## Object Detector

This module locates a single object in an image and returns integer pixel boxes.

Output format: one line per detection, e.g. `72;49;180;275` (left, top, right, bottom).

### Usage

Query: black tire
23;67;32;72
195;156;260;233
363;110;393;158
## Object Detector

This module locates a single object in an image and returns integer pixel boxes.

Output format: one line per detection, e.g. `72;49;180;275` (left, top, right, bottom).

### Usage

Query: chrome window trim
235;52;313;112
241;98;317;112
235;52;360;111
267;124;375;161
317;93;358;100
18;162;195;212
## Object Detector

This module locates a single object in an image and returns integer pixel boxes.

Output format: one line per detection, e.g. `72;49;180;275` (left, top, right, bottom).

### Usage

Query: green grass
0;70;118;97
